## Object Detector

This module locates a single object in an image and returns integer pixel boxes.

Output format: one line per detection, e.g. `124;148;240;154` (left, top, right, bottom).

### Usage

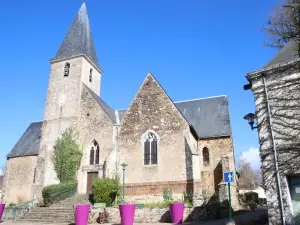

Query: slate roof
117;95;232;138
175;96;231;138
7;121;42;158
51;2;99;67
117;109;127;122
84;84;116;123
8;95;231;158
263;41;299;68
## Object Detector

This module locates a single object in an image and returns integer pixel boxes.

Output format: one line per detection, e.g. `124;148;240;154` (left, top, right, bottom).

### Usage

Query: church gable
79;84;114;148
120;73;189;140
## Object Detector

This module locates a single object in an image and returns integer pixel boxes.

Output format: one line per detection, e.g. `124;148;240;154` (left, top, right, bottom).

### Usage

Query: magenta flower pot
169;203;184;224
119;204;136;225
75;204;90;225
0;204;5;221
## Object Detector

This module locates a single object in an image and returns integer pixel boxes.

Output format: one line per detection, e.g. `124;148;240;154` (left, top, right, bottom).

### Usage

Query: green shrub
92;178;120;207
244;192;259;203
238;192;260;211
42;182;77;206
258;198;266;205
163;187;173;202
52;128;82;183
183;191;193;205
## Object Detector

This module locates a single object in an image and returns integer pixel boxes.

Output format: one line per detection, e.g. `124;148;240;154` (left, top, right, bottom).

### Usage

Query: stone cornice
246;59;300;81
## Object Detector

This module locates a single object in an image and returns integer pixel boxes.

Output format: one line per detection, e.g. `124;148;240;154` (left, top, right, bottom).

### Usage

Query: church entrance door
87;172;98;194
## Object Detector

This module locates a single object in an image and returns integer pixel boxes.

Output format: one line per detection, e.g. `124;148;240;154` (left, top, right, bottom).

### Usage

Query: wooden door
87;172;99;194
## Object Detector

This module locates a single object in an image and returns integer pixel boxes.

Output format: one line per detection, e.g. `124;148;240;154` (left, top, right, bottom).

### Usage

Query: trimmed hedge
42;182;77;206
92;178;120;207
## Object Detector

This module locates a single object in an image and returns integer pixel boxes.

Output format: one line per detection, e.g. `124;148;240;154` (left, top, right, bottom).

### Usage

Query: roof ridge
174;95;227;103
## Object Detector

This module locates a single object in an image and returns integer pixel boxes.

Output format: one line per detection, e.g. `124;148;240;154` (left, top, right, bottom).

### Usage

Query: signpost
224;171;234;222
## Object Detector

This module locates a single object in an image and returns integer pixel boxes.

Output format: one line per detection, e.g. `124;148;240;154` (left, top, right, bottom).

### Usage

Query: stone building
2;3;237;206
245;41;300;224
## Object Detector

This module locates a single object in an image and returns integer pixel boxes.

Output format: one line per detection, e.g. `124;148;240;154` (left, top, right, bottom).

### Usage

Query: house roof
84;84;116;123
51;2;99;68
7;121;42;158
117;95;232;138
263;41;299;69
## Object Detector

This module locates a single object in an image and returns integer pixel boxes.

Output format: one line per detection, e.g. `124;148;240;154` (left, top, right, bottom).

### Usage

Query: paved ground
1;207;268;225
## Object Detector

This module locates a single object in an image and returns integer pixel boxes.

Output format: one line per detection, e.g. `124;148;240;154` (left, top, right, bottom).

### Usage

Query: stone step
17;218;74;223
28;212;73;216
32;208;74;211
22;216;74;220
25;211;74;215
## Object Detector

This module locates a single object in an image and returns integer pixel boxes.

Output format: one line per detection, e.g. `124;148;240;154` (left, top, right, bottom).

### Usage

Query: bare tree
263;0;300;53
237;158;261;190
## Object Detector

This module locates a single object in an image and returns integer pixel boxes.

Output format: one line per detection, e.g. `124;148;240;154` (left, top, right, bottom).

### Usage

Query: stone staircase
17;194;90;224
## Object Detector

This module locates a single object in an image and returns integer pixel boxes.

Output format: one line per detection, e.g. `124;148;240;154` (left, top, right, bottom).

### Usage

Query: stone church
2;3;237;205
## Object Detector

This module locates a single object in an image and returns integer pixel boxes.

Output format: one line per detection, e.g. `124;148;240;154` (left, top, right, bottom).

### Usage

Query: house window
89;68;93;82
64;62;70;76
144;132;157;165
89;141;100;165
203;147;210;166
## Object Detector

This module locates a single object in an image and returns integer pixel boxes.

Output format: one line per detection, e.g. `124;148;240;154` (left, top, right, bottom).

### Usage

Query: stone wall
34;57;84;199
198;136;238;211
118;73;200;201
77;85;114;193
89;206;219;223
248;62;300;225
34;56;102;200
2;207;32;220
198;137;235;193
124;180;201;203
2;156;37;204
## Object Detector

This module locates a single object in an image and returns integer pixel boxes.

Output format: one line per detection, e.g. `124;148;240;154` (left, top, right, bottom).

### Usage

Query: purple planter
169;203;184;224
119;204;136;225
0;204;5;221
75;204;90;225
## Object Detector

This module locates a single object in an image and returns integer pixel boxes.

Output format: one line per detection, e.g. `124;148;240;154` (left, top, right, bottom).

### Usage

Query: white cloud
239;147;261;171
0;169;3;176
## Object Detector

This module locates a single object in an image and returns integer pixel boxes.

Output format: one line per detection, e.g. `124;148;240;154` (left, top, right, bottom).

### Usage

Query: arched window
89;141;100;165
64;62;70;76
90;147;95;165
95;141;100;165
89;68;93;82
203;147;210;166
143;132;157;165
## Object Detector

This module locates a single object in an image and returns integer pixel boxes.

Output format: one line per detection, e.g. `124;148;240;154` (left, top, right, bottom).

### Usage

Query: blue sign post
224;172;234;222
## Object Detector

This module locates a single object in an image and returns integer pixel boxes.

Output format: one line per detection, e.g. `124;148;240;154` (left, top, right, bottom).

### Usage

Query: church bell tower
34;2;103;198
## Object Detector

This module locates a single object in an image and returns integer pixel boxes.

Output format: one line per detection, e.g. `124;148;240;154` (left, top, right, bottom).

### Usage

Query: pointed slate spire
51;2;99;67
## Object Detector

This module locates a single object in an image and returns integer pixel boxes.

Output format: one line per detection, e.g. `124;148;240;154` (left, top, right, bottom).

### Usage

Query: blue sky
0;0;280;169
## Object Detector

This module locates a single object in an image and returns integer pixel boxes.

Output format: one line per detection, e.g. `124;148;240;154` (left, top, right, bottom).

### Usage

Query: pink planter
119;204;136;225
0;204;5;221
169;203;184;224
75;204;90;225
